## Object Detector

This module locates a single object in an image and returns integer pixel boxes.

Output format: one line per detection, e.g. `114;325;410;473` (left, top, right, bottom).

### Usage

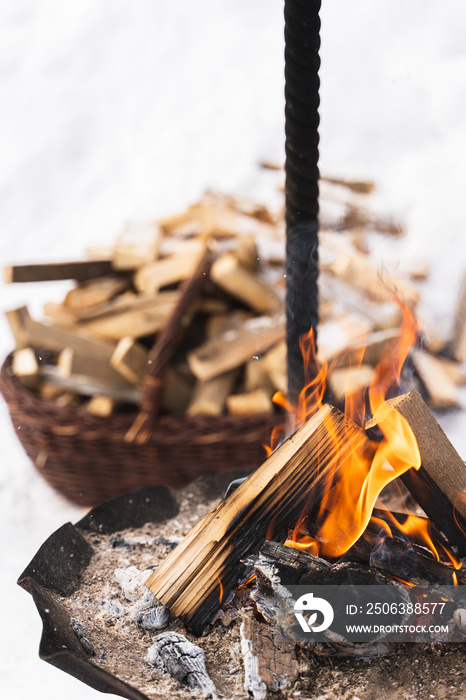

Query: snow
1;2;465;698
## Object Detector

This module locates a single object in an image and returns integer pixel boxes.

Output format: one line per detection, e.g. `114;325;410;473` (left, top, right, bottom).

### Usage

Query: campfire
19;295;466;700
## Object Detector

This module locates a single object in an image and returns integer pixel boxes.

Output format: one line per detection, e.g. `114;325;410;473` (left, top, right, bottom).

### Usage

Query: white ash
147;631;217;699
114;565;158;603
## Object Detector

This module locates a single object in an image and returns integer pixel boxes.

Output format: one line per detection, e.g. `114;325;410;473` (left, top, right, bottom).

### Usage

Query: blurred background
1;1;466;697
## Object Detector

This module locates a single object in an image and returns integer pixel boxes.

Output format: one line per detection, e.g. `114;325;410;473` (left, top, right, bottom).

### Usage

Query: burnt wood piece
240;611;298;699
5;259;117;283
146;404;372;635
367;390;466;556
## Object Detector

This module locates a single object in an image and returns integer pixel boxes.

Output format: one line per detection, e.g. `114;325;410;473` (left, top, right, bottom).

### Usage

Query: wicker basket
0;256;283;506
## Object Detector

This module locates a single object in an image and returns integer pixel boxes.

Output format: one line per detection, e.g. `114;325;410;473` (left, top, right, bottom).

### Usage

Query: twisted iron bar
285;0;321;404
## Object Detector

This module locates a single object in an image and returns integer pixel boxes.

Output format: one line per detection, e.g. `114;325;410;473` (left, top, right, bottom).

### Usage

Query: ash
53;475;466;700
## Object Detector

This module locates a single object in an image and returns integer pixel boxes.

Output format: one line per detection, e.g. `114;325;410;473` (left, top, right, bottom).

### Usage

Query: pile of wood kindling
4;173;465;417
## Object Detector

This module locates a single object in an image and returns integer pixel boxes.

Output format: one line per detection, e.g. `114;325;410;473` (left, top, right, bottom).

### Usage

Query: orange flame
278;297;461;581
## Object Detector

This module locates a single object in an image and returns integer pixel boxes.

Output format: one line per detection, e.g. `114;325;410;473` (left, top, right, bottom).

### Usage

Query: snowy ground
1;2;465;698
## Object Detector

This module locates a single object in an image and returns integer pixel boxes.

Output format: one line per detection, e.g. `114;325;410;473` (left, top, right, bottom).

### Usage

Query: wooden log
411;348;460;410
145;404;372;634
4;259;115;283
80;291;179;340
187;370;238;416
449;272;466;362
57;348;135;389
188;315;286;382
210;253;281;314
86;395;115;417
205;310;253;339
234;234;259;272
226;388;273;416
64;276;129;311
133;250;204;295
112;221;162;270
42;303;78;326
7;306;118;360
12;348;40;390
244;356;275;394
262;341;287;394
41;366;140;404
367;390;466;556
161;368;194;414
320;175;375;194
240;611;298;699
110;337;149;385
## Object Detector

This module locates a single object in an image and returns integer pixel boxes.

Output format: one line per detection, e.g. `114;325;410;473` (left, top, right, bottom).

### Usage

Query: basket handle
126;249;213;444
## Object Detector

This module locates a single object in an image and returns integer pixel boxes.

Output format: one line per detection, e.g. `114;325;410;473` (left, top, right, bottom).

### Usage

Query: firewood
205;310;253;339
187;370;238;417
234;234;259;272
86;395;115;417
80;291;179;340
64;276;129;311
411;348;460;410
4;259;115;283
188;315;286;382
367;390;466;556
12;348;40;390
145;404;371;634
7;305;118;360
450;272;466;362
161;368;194;414
262;341;287;394
244;356;274;394
112;221;162;270
110;337;148;385
57;348;134;389
210;253;281;314
42;303;78;326
240;611;298;699
41;366;140;404
435;356;466;386
133;250;204;296
226;388;273;416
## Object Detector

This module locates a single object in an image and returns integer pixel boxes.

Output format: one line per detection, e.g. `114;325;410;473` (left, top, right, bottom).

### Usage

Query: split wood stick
234;234;259;272
110;337;148;385
12;348;40;390
134;250;204;295
161;368;193;414
80;291;179;340
4;259;115;283
41;366;140;404
210;253;282;314
86;395;115;417
64;275;129;311
187;370;238;417
7;306;117;360
57;348;134;389
146;403;372;635
188;315;286;382
226;388;273;416
205;310;253;339
43;303;79;326
367;390;466;555
244;356;274;394
70;291;139;321
450;272;466;362
262;341;287;394
112;221;162;270
411;348;460;410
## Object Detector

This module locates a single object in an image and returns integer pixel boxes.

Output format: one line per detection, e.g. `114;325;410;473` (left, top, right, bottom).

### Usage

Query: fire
278;299;461;581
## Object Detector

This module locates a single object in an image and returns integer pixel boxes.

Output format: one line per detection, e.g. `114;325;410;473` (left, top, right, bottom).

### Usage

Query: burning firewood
145;404;372;635
367;390;466;556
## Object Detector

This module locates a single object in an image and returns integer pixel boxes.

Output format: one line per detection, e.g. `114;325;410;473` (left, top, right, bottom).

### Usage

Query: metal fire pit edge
17;485;179;700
